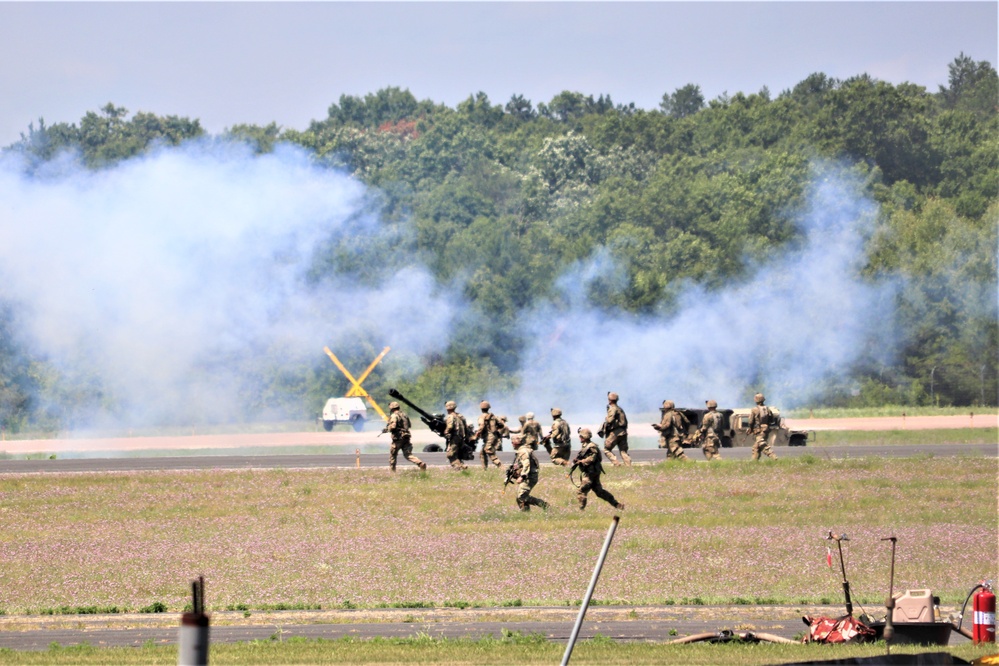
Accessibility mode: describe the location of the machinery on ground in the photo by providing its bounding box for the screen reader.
[679,406,810,447]
[321,397,367,432]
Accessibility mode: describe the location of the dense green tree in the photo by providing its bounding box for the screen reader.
[660,83,705,118]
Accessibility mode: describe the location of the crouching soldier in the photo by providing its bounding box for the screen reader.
[570,428,624,511]
[506,436,549,511]
[384,401,426,472]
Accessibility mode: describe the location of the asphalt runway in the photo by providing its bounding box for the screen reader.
[0,605,975,651]
[0,442,994,474]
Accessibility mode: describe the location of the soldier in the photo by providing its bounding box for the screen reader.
[496,415,511,452]
[512,412,544,451]
[544,408,571,466]
[748,393,779,461]
[474,400,503,469]
[570,428,624,511]
[653,400,690,461]
[697,400,723,460]
[443,400,469,470]
[383,401,427,472]
[599,392,631,466]
[506,435,549,511]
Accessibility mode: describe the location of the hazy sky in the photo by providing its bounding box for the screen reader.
[1,2,996,146]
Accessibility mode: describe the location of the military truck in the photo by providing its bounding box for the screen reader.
[678,406,810,448]
[320,397,367,432]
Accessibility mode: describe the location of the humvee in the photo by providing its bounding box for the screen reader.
[320,397,367,432]
[677,407,810,448]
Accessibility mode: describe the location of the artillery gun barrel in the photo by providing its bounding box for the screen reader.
[387,388,446,437]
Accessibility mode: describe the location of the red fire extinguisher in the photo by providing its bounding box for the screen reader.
[973,582,996,644]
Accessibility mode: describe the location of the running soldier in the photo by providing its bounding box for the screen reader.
[599,392,631,466]
[570,428,624,511]
[517,412,543,451]
[544,408,571,466]
[506,435,549,511]
[653,400,690,461]
[697,400,723,460]
[443,400,469,470]
[474,401,503,469]
[748,393,778,461]
[383,401,427,472]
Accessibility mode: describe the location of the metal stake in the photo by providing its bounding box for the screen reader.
[561,515,620,666]
[881,536,897,652]
[827,531,853,616]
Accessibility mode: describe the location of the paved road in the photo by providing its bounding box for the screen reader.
[0,442,994,474]
[0,606,973,651]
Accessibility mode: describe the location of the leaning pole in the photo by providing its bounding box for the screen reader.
[561,514,621,666]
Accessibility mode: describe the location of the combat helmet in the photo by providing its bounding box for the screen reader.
[389,401,400,410]
[445,400,457,410]
[607,392,619,402]
[578,427,592,439]
[754,393,765,404]
[705,399,718,409]
[526,412,535,420]
[480,401,491,411]
[550,407,562,417]
[662,400,675,410]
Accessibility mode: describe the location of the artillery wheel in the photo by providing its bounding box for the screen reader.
[350,414,365,432]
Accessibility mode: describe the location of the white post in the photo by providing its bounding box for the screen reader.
[561,515,620,666]
[179,576,209,666]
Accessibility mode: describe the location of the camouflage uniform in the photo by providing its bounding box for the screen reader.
[476,402,503,469]
[698,403,723,460]
[546,409,571,466]
[748,394,778,461]
[654,401,690,461]
[385,405,426,472]
[572,430,623,511]
[600,394,631,466]
[510,440,548,511]
[443,402,469,470]
[522,414,544,452]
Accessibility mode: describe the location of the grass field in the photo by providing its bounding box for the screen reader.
[0,456,995,614]
[0,634,994,665]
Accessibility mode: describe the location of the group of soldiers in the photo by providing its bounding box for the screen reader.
[381,390,780,512]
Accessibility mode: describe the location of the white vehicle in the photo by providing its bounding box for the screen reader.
[321,397,367,432]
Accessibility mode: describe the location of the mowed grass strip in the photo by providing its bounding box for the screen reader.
[0,636,993,666]
[0,456,994,613]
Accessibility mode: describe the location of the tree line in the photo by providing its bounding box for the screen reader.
[1,54,996,430]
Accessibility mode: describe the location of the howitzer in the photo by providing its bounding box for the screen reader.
[387,389,446,437]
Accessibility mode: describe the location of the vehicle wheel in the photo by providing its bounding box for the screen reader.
[790,435,807,447]
[423,444,443,453]
[322,420,334,432]
[350,415,365,432]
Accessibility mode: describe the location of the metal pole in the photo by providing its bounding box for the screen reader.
[179,576,209,666]
[881,536,897,653]
[561,515,620,666]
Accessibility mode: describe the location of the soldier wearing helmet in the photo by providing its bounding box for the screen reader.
[506,430,549,512]
[697,400,723,460]
[443,400,469,470]
[599,391,631,466]
[474,400,503,469]
[653,399,690,461]
[544,407,571,466]
[384,400,426,472]
[748,392,778,461]
[571,427,624,511]
[511,412,543,452]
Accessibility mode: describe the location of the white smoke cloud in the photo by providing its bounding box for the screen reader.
[0,142,459,427]
[512,162,898,419]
